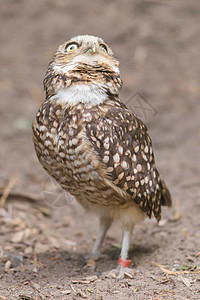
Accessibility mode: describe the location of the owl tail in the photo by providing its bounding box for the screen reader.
[160,179,172,207]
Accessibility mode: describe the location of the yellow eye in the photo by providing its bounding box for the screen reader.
[100,44,108,53]
[65,43,78,52]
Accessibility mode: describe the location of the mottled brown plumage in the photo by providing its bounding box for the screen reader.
[32,35,171,279]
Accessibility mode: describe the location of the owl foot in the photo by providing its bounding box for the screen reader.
[102,258,134,281]
[103,265,134,281]
[91,251,101,261]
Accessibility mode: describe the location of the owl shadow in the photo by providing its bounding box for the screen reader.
[29,242,157,278]
[102,242,156,263]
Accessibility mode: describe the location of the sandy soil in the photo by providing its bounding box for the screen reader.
[0,0,200,299]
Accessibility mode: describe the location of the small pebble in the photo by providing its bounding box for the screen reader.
[4,260,12,270]
[24,246,33,255]
[31,282,41,290]
[60,290,71,295]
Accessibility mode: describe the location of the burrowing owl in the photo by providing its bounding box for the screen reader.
[32,35,171,279]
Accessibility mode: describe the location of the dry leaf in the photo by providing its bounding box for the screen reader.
[38,206,52,216]
[60,290,71,295]
[177,275,191,288]
[86,260,96,267]
[30,281,41,290]
[84,275,98,282]
[19,295,34,300]
[112,290,120,294]
[195,251,200,257]
[105,271,117,279]
[4,260,12,270]
[182,229,191,239]
[77,289,88,298]
[124,271,134,279]
[71,275,97,284]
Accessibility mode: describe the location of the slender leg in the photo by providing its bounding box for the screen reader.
[102,226,134,280]
[116,228,132,280]
[91,216,113,260]
[120,229,131,260]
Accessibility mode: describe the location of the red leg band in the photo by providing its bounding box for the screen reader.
[118,257,132,268]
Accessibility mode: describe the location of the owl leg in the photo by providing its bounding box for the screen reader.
[91,216,113,260]
[101,227,134,280]
[116,228,133,280]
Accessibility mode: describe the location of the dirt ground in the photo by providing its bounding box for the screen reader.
[0,0,200,299]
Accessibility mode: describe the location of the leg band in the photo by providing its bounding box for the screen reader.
[118,257,132,268]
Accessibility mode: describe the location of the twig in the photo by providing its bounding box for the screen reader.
[152,261,200,275]
[0,191,45,205]
[195,251,200,257]
[26,258,45,267]
[0,174,18,208]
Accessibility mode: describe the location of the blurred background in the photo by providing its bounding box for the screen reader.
[0,0,200,298]
[1,0,199,193]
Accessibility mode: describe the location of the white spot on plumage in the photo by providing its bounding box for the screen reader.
[58,140,64,146]
[134,146,139,153]
[124,182,128,189]
[69,128,74,136]
[144,145,149,153]
[51,127,56,133]
[118,172,124,180]
[40,125,47,132]
[121,161,128,169]
[53,121,58,128]
[132,154,137,162]
[135,181,139,188]
[75,144,84,154]
[59,152,65,158]
[137,164,142,172]
[74,160,81,167]
[113,153,120,163]
[118,145,123,155]
[107,167,113,172]
[103,156,109,163]
[142,153,148,161]
[103,141,109,150]
[44,140,51,147]
[72,138,78,145]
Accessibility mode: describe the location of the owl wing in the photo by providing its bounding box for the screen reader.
[86,105,171,220]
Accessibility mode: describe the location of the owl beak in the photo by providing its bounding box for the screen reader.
[85,45,97,55]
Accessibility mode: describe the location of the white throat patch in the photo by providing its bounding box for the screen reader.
[50,84,108,105]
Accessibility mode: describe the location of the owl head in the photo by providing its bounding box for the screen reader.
[44,35,122,103]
